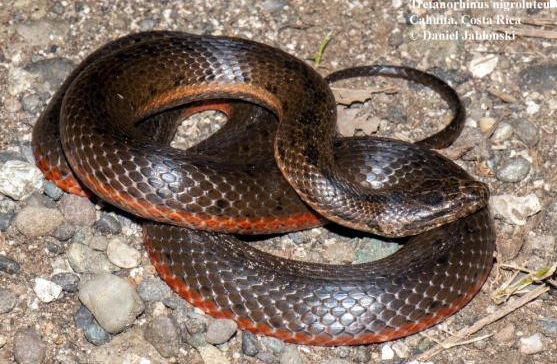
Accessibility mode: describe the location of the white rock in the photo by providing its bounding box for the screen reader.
[0,160,44,200]
[381,344,395,360]
[519,333,543,354]
[392,341,410,358]
[33,277,62,303]
[490,194,541,225]
[469,54,499,78]
[7,68,34,96]
[78,274,144,334]
[106,237,142,269]
[197,345,230,364]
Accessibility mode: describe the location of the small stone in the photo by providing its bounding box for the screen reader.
[20,94,41,114]
[52,222,76,241]
[538,318,557,338]
[491,194,541,225]
[197,344,230,364]
[14,206,64,237]
[392,341,410,358]
[388,29,404,47]
[381,344,395,360]
[83,322,111,346]
[519,64,557,92]
[139,18,156,31]
[0,287,17,313]
[34,277,63,302]
[512,119,539,146]
[58,194,97,226]
[494,324,515,343]
[279,346,303,364]
[519,333,543,354]
[7,68,34,97]
[138,277,172,302]
[187,332,208,348]
[261,336,285,354]
[479,117,496,133]
[469,54,499,78]
[74,304,95,329]
[491,122,513,143]
[94,213,122,234]
[13,327,47,364]
[78,273,145,334]
[184,311,209,335]
[0,255,21,274]
[496,157,531,183]
[261,0,287,12]
[144,316,181,358]
[0,211,14,232]
[106,237,141,268]
[25,57,75,89]
[0,160,44,200]
[15,20,70,47]
[242,331,260,356]
[205,318,238,344]
[67,242,118,273]
[43,181,64,200]
[256,352,275,363]
[51,272,80,293]
[89,235,109,251]
[323,239,355,263]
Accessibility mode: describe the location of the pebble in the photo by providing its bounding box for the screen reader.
[43,181,64,200]
[491,122,513,143]
[14,205,64,237]
[138,277,172,302]
[323,240,355,262]
[538,318,557,338]
[20,93,41,114]
[13,327,47,364]
[279,346,303,364]
[94,213,122,234]
[0,211,14,231]
[52,222,76,241]
[143,316,181,358]
[512,119,539,146]
[67,242,118,273]
[0,255,21,274]
[490,194,542,225]
[78,273,145,334]
[392,341,411,358]
[25,57,75,89]
[494,324,515,343]
[261,336,285,354]
[89,235,109,251]
[7,68,34,97]
[242,331,260,356]
[256,352,275,363]
[15,20,69,47]
[197,344,230,364]
[58,194,97,226]
[205,318,238,344]
[74,304,96,329]
[34,277,63,303]
[0,160,44,200]
[106,237,141,268]
[381,344,395,360]
[479,117,496,133]
[0,287,17,313]
[51,272,80,293]
[84,322,111,346]
[469,54,498,78]
[519,333,543,354]
[519,64,557,92]
[261,0,288,12]
[184,311,209,335]
[496,157,531,182]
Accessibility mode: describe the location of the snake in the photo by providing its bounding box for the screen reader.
[32,31,495,346]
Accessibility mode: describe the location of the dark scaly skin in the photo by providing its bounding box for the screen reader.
[32,31,495,345]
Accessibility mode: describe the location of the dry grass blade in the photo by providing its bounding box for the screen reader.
[331,86,397,105]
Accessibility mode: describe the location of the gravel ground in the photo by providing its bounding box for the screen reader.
[1,1,557,363]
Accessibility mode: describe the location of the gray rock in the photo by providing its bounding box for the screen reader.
[261,336,285,354]
[78,273,145,334]
[25,192,56,209]
[84,322,111,346]
[519,64,557,92]
[242,331,260,356]
[20,93,41,114]
[33,277,63,303]
[67,242,118,273]
[184,312,209,335]
[261,0,288,12]
[512,119,539,146]
[72,227,94,245]
[519,333,543,354]
[139,18,156,31]
[106,237,141,268]
[538,318,557,338]
[14,205,64,237]
[51,272,80,293]
[0,211,14,232]
[491,194,541,225]
[74,304,95,329]
[94,213,122,234]
[187,332,207,348]
[197,344,230,364]
[491,122,513,143]
[15,20,70,47]
[25,57,74,91]
[138,277,172,302]
[0,255,21,275]
[494,323,515,343]
[205,318,238,345]
[256,352,275,363]
[43,181,64,200]
[0,160,44,200]
[13,327,47,364]
[0,287,17,313]
[52,222,76,241]
[280,346,303,364]
[496,157,531,182]
[58,194,97,226]
[89,235,109,251]
[144,316,181,358]
[18,141,35,165]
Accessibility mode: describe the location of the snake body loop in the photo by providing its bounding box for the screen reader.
[32,31,495,345]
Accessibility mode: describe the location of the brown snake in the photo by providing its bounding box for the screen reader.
[32,31,495,345]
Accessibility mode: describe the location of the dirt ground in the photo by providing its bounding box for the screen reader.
[1,1,556,363]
